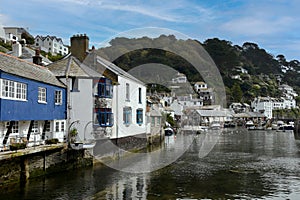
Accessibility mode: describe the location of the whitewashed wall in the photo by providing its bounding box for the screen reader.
[111,76,146,139]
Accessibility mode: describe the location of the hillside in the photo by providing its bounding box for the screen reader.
[95,35,300,105]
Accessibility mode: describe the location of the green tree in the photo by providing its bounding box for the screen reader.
[231,83,243,102]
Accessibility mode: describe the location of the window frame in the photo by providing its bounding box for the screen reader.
[55,90,62,105]
[136,109,143,125]
[125,83,130,101]
[38,87,47,103]
[97,108,114,127]
[0,79,27,101]
[138,87,142,104]
[32,121,39,133]
[123,107,132,125]
[6,121,19,134]
[98,78,113,98]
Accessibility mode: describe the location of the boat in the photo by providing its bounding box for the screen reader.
[272,120,285,130]
[164,127,175,136]
[277,122,294,132]
[245,120,255,130]
[210,121,221,130]
[71,139,96,150]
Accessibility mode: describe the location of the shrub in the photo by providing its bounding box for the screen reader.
[10,143,26,151]
[45,138,59,144]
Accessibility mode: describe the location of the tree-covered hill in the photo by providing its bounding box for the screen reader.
[96,35,300,105]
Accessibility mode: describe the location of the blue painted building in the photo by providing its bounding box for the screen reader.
[0,52,66,150]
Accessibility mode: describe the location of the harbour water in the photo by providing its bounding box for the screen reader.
[1,128,300,199]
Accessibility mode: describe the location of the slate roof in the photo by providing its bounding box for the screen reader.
[7,46,52,65]
[47,54,102,78]
[84,51,145,85]
[0,52,65,87]
[35,35,64,43]
[196,109,231,117]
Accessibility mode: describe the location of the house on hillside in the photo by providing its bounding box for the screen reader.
[0,52,66,150]
[172,72,187,84]
[146,99,163,142]
[194,81,214,105]
[35,35,69,55]
[4,27,33,43]
[8,42,52,65]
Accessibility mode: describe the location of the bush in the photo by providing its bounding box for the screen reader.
[10,143,26,151]
[45,138,59,144]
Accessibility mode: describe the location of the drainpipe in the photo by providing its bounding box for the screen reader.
[66,74,71,146]
[115,85,118,146]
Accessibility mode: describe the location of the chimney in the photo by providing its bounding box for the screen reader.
[70,34,89,62]
[33,49,43,66]
[12,42,22,57]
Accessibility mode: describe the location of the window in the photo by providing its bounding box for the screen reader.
[97,108,113,127]
[36,43,39,46]
[157,117,161,125]
[138,87,142,104]
[61,121,65,132]
[126,83,130,101]
[1,79,27,100]
[151,117,155,126]
[6,121,19,134]
[55,122,60,132]
[55,121,65,132]
[32,121,39,133]
[98,78,113,98]
[123,107,132,125]
[38,87,47,103]
[136,109,143,125]
[55,90,62,105]
[44,121,51,132]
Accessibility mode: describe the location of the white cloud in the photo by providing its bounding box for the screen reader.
[221,16,294,36]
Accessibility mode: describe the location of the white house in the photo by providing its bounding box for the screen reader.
[35,35,69,55]
[8,42,52,66]
[177,95,203,107]
[47,55,98,142]
[0,26,6,42]
[194,81,207,92]
[279,84,298,99]
[172,72,187,83]
[251,96,296,119]
[86,55,147,140]
[251,97,274,119]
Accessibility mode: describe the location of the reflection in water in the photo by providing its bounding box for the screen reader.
[1,129,300,199]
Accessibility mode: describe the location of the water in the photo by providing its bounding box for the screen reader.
[1,129,300,199]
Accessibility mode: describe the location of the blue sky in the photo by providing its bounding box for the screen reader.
[1,0,300,61]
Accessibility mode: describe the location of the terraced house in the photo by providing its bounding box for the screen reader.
[0,52,66,150]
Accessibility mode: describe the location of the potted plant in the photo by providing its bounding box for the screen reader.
[69,128,78,143]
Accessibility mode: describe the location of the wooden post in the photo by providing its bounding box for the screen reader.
[20,157,29,182]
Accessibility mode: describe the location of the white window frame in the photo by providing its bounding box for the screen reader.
[55,121,60,132]
[0,79,27,101]
[55,90,62,105]
[55,121,65,132]
[38,87,47,103]
[6,121,19,134]
[32,121,39,133]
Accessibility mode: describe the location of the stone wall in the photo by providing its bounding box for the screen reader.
[0,146,93,185]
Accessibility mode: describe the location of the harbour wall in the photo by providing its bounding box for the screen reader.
[0,144,93,185]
